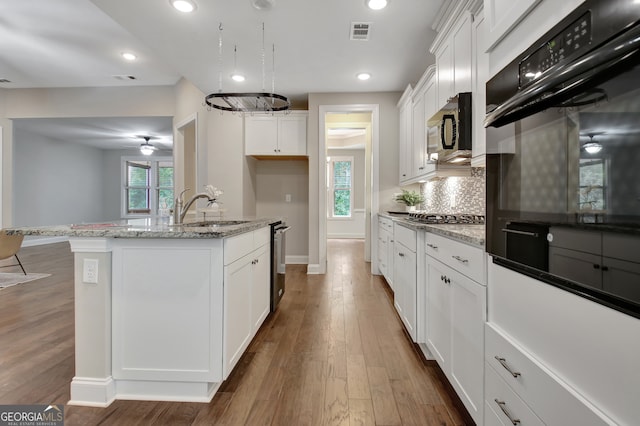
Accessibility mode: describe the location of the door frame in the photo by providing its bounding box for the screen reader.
[318,104,380,275]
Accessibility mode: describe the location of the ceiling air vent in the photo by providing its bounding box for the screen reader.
[0,79,11,83]
[112,75,137,81]
[350,22,371,41]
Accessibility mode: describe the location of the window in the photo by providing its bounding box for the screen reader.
[123,157,174,217]
[327,156,354,218]
[579,158,607,211]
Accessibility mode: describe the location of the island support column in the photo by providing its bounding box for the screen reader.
[68,238,115,407]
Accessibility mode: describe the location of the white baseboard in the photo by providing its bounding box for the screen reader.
[286,255,308,264]
[22,236,69,247]
[327,234,365,239]
[68,376,116,407]
[307,264,322,274]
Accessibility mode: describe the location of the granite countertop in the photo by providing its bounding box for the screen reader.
[379,212,485,247]
[7,217,281,239]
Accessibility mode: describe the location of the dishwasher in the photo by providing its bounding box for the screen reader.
[270,222,290,312]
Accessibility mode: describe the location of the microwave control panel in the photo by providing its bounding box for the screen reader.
[519,11,592,88]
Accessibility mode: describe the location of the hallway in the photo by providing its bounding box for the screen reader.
[0,239,465,425]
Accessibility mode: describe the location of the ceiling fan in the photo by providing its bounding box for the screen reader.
[137,136,158,155]
[581,132,604,154]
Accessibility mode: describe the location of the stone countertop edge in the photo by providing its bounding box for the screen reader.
[378,212,485,248]
[6,217,281,239]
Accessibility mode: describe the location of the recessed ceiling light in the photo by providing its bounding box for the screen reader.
[121,52,137,61]
[171,0,196,13]
[357,72,371,81]
[231,74,246,82]
[366,0,388,10]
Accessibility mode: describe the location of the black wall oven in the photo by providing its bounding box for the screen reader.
[485,0,640,319]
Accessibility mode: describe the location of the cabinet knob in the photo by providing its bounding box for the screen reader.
[601,265,609,271]
[419,166,424,170]
[399,252,405,257]
[440,275,445,281]
[593,264,601,269]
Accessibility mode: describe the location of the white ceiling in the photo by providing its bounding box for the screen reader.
[1,0,445,148]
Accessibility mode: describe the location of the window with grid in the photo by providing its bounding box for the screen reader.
[328,156,354,218]
[123,158,174,216]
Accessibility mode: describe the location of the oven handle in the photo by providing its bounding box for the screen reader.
[485,22,640,128]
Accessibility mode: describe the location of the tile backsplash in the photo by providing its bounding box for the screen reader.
[419,167,485,215]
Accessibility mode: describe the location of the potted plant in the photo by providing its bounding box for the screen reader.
[395,189,425,212]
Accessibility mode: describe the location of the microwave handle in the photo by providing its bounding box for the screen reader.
[485,22,640,128]
[441,114,457,149]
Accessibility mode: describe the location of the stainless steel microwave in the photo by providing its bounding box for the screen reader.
[427,92,472,164]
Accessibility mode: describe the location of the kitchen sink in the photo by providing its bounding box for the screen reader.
[181,220,251,227]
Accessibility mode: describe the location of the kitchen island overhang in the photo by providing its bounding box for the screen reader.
[10,217,279,407]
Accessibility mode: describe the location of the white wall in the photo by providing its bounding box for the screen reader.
[255,160,309,263]
[13,127,106,226]
[327,148,366,239]
[307,92,402,269]
[2,85,175,226]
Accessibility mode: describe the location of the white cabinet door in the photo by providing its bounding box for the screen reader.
[251,244,270,334]
[426,257,451,369]
[450,266,486,425]
[436,42,454,109]
[485,0,542,51]
[385,231,394,289]
[223,253,254,378]
[398,100,412,182]
[412,91,427,178]
[245,116,279,155]
[394,242,417,341]
[452,12,472,95]
[277,115,307,155]
[472,10,489,164]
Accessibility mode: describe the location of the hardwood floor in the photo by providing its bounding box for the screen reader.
[0,239,467,425]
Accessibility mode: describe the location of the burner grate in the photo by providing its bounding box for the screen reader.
[407,212,485,224]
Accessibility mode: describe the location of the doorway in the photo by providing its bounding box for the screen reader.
[319,105,380,274]
[174,114,198,200]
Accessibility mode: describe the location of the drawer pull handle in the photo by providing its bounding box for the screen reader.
[399,253,405,257]
[427,243,438,249]
[495,356,521,378]
[452,255,468,263]
[494,399,520,425]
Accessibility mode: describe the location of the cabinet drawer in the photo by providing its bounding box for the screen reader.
[394,223,416,252]
[254,226,270,248]
[225,228,270,265]
[485,361,544,426]
[379,216,394,229]
[486,324,611,426]
[425,232,485,284]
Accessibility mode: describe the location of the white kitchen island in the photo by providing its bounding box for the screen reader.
[10,217,277,407]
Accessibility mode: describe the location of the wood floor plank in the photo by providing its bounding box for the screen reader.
[0,240,467,425]
[348,398,376,426]
[366,366,402,426]
[324,377,350,426]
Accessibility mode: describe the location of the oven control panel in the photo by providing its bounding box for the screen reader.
[519,11,592,88]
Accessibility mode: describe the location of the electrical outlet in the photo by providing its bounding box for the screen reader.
[83,258,99,284]
[285,194,292,203]
[451,193,457,209]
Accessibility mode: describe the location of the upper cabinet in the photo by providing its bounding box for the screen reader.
[245,112,307,157]
[484,0,542,51]
[433,11,473,110]
[398,85,413,184]
[471,9,489,165]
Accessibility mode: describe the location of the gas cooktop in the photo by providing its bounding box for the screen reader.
[406,212,485,225]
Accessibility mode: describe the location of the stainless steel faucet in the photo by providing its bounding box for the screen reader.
[173,189,215,224]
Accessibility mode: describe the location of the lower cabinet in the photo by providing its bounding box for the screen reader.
[394,224,417,341]
[426,256,486,424]
[223,229,270,379]
[425,233,486,425]
[377,217,395,289]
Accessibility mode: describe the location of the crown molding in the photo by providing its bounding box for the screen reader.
[430,0,484,54]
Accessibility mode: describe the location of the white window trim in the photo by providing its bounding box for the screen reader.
[327,155,354,220]
[121,156,173,219]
